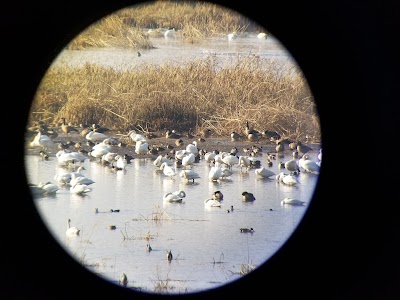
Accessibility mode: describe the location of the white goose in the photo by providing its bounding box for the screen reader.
[254,167,276,178]
[208,166,222,181]
[185,141,199,155]
[153,155,173,167]
[163,190,186,202]
[204,198,222,208]
[115,155,128,170]
[66,219,80,236]
[181,152,196,169]
[281,197,305,206]
[135,140,149,156]
[160,162,176,177]
[179,169,200,183]
[30,130,54,151]
[37,182,59,194]
[276,172,299,185]
[85,130,108,142]
[70,173,95,187]
[70,182,92,195]
[128,130,146,143]
[257,32,268,39]
[222,154,239,169]
[298,154,320,174]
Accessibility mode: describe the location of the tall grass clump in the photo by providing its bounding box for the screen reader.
[30,55,319,140]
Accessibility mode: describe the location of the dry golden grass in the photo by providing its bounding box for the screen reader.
[30,56,319,141]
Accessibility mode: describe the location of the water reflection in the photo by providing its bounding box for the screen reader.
[26,149,319,293]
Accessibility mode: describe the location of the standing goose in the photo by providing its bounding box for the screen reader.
[285,159,300,174]
[160,162,176,177]
[61,118,78,134]
[179,169,201,183]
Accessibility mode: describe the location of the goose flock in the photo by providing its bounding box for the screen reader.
[26,120,321,270]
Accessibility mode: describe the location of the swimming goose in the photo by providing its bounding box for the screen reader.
[167,250,173,262]
[57,150,87,166]
[163,191,185,203]
[254,167,276,178]
[29,183,46,196]
[242,191,256,202]
[179,169,200,182]
[204,198,222,207]
[240,227,254,233]
[212,191,224,201]
[281,197,305,206]
[66,219,80,236]
[160,162,176,177]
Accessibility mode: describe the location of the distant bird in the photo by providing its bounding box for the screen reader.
[119,273,128,287]
[167,250,173,262]
[240,227,254,233]
[108,225,117,230]
[242,191,256,202]
[228,31,237,41]
[164,27,176,38]
[137,51,141,57]
[231,131,241,142]
[199,128,212,138]
[146,244,152,252]
[257,32,268,39]
[66,219,80,236]
[212,191,224,201]
[60,117,78,134]
[110,209,120,213]
[281,197,305,206]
